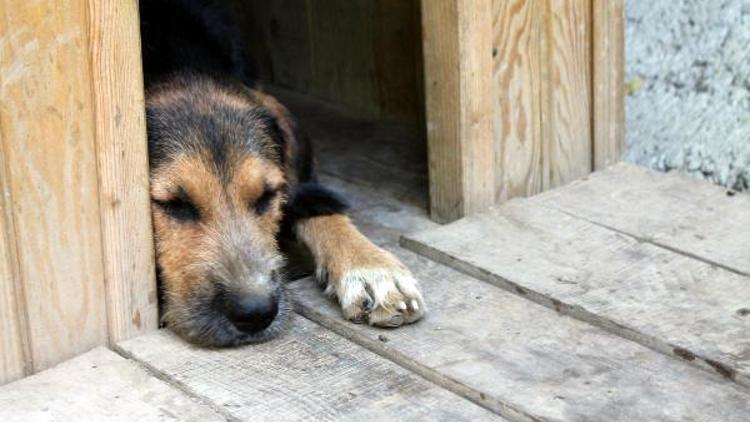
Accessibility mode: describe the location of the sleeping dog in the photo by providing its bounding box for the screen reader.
[139,0,425,346]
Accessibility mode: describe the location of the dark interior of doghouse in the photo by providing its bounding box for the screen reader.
[229,1,428,210]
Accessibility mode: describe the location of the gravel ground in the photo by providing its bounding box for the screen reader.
[626,0,750,191]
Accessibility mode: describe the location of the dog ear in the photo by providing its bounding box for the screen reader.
[248,90,316,185]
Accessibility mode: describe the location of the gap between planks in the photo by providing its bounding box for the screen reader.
[401,180,750,390]
[293,306,534,422]
[289,175,750,421]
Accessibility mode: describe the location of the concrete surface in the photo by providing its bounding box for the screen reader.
[626,0,750,191]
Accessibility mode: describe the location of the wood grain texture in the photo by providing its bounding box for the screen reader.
[403,199,750,388]
[0,347,225,421]
[493,0,547,201]
[592,0,625,169]
[533,163,750,276]
[295,246,750,422]
[422,0,495,222]
[547,0,592,187]
[87,0,158,343]
[0,0,108,371]
[117,321,500,421]
[0,137,28,385]
[282,167,750,420]
[493,0,596,200]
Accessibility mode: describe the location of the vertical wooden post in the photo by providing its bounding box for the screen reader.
[0,141,30,384]
[493,0,547,201]
[421,0,495,223]
[423,0,624,221]
[0,0,156,383]
[592,0,625,169]
[547,0,592,187]
[0,0,109,372]
[88,0,158,343]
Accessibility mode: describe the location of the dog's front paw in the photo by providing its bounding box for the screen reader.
[321,250,425,327]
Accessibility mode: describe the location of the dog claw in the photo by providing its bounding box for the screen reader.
[362,297,373,311]
[334,264,425,328]
[383,314,404,327]
[410,299,419,311]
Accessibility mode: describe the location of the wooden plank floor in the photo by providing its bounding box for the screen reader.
[2,93,749,421]
[0,347,224,422]
[402,164,750,389]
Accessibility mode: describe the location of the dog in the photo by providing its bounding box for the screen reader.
[139,0,425,347]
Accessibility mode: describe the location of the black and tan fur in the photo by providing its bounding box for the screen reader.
[140,0,424,347]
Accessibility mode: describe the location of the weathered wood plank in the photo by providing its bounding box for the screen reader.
[533,163,750,276]
[493,0,547,201]
[402,199,750,387]
[0,143,28,384]
[0,0,108,371]
[0,347,225,421]
[494,0,596,199]
[294,246,750,422]
[88,0,158,343]
[287,171,750,420]
[422,0,495,222]
[592,0,625,169]
[547,0,592,187]
[117,320,500,421]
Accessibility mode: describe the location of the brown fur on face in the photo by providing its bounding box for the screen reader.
[146,76,294,346]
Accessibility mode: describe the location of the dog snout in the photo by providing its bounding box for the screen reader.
[223,293,279,334]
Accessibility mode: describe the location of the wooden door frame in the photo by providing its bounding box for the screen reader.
[421,0,625,223]
[0,0,156,384]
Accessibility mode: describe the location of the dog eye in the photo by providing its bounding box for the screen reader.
[253,188,277,215]
[157,198,200,222]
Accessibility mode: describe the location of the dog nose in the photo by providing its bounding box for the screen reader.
[225,294,278,334]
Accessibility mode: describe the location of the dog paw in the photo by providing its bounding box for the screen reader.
[321,253,425,327]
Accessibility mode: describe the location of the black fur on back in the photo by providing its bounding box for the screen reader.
[140,0,254,86]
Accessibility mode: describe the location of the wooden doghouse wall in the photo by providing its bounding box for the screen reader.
[230,0,424,127]
[0,0,156,384]
[0,0,625,385]
[423,0,625,222]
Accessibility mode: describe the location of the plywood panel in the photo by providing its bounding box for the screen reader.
[87,0,158,342]
[0,0,108,370]
[592,0,625,169]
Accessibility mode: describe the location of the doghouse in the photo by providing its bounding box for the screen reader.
[0,0,623,384]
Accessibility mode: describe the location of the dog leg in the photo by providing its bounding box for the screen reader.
[296,214,425,327]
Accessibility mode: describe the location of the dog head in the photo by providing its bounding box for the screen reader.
[145,75,294,346]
